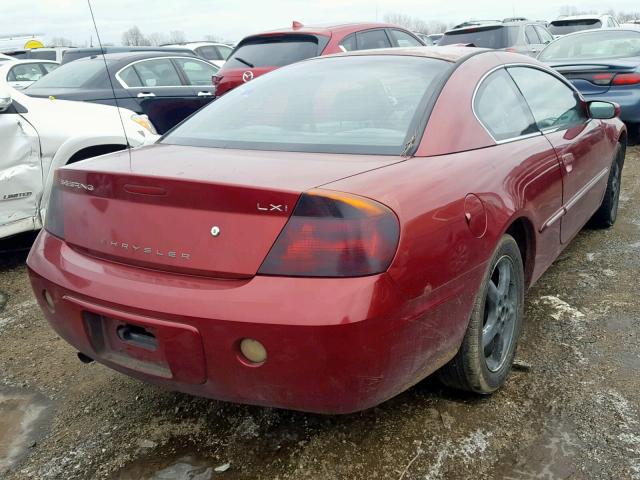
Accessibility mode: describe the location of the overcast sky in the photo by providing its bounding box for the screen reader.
[3,0,640,46]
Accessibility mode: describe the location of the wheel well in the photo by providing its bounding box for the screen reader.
[66,144,127,164]
[618,130,628,167]
[506,218,535,289]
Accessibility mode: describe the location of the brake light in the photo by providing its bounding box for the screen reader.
[44,171,65,240]
[258,190,399,277]
[612,73,640,85]
[591,73,614,85]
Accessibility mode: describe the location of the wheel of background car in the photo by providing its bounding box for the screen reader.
[439,234,524,393]
[590,142,624,228]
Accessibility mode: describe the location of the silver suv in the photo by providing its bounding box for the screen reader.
[439,18,554,57]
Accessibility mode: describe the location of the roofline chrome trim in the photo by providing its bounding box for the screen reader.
[114,56,217,89]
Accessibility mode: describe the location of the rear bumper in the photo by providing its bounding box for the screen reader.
[583,86,640,123]
[27,231,476,414]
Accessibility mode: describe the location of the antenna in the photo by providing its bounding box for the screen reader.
[86,0,132,164]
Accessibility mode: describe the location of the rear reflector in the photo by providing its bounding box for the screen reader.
[612,73,640,85]
[591,73,614,85]
[258,190,399,277]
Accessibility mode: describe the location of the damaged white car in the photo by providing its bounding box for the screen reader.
[0,85,158,239]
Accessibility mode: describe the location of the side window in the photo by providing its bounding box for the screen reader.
[508,67,587,130]
[132,59,182,87]
[356,29,392,50]
[217,45,233,60]
[118,65,143,87]
[196,46,222,61]
[535,26,553,44]
[525,25,541,44]
[339,34,356,52]
[174,58,218,86]
[474,68,538,141]
[389,29,423,47]
[7,64,45,82]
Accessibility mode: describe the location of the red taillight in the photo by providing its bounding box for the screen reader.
[258,190,400,277]
[591,73,614,86]
[612,73,640,85]
[44,171,65,240]
[212,74,223,86]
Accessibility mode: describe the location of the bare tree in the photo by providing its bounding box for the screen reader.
[618,11,640,22]
[147,32,168,46]
[383,12,430,33]
[49,36,74,47]
[121,25,150,46]
[558,5,597,16]
[204,34,222,42]
[167,30,186,44]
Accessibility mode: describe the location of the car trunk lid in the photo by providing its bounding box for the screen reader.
[53,144,399,278]
[549,62,639,94]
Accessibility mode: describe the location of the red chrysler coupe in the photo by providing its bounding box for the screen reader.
[27,47,626,414]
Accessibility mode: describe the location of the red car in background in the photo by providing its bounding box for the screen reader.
[212,21,426,96]
[28,47,626,414]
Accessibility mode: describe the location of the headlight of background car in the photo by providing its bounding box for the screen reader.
[130,114,158,135]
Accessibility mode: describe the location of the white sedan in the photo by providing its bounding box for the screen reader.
[0,85,159,239]
[0,59,59,90]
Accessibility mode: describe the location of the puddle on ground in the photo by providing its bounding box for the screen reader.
[0,387,53,474]
[113,454,229,480]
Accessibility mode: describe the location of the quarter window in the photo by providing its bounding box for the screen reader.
[118,65,142,87]
[474,68,538,141]
[356,29,392,50]
[508,67,587,130]
[340,34,356,52]
[174,58,218,85]
[389,29,423,47]
[7,63,46,82]
[196,46,223,61]
[535,26,553,44]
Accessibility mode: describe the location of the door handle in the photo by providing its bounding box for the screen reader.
[197,91,213,97]
[136,92,156,98]
[562,153,575,173]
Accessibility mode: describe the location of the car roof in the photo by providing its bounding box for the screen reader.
[319,45,490,63]
[552,14,609,21]
[75,51,199,63]
[246,21,408,38]
[163,41,231,48]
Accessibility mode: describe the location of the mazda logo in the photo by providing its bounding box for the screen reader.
[242,71,254,82]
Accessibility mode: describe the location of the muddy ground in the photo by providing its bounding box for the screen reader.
[1,147,639,480]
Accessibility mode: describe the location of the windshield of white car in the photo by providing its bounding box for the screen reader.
[162,55,451,155]
[540,30,640,61]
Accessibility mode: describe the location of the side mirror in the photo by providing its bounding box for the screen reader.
[588,101,619,120]
[0,86,12,113]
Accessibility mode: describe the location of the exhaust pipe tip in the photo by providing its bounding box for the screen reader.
[77,352,94,364]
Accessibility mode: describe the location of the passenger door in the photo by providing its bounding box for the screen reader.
[508,66,610,243]
[0,99,42,232]
[172,57,218,109]
[117,58,200,134]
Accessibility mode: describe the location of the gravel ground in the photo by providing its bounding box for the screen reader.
[1,146,639,480]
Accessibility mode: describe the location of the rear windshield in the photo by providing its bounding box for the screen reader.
[224,34,324,69]
[439,25,519,48]
[163,56,450,155]
[548,19,602,35]
[539,30,640,61]
[28,50,57,61]
[26,58,108,88]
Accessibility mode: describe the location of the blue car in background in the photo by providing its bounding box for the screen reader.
[539,29,640,135]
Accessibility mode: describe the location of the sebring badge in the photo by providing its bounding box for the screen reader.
[242,71,254,83]
[60,179,94,191]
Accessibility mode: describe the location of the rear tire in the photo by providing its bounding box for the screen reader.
[590,143,624,229]
[439,234,524,394]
